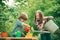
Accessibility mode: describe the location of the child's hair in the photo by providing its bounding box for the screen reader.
[18,12,28,20]
[34,10,44,24]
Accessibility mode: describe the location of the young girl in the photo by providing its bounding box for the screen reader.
[34,10,52,40]
[11,12,30,37]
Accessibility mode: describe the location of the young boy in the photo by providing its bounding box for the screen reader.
[11,12,30,37]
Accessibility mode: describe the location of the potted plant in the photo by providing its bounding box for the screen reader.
[1,28,8,37]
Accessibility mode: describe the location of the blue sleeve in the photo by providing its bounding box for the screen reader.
[16,19,24,26]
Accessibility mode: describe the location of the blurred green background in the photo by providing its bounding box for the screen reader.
[0,0,60,40]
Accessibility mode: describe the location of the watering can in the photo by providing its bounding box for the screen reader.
[44,20,59,33]
[25,33,33,37]
[15,31,21,37]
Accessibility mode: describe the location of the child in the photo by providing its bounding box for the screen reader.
[11,12,30,37]
[34,10,52,40]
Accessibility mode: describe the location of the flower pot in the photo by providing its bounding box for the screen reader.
[1,32,8,37]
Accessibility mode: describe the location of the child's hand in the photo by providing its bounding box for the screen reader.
[39,27,43,30]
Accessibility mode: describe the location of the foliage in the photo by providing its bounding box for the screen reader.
[0,0,60,40]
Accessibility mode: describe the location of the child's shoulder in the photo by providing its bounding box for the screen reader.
[16,19,22,23]
[17,19,21,21]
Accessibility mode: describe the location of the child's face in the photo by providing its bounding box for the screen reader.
[36,13,40,20]
[20,19,25,22]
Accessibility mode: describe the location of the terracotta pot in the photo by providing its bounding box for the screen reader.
[1,32,8,37]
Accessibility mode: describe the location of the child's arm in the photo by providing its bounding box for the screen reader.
[39,20,45,30]
[44,16,54,22]
[17,20,30,28]
[22,23,30,28]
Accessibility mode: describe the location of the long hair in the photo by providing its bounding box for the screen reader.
[34,10,44,24]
